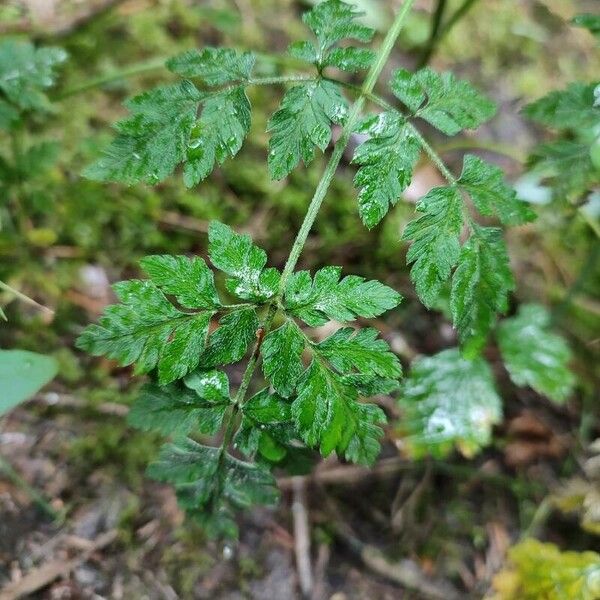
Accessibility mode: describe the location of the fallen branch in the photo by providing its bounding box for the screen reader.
[292,477,313,598]
[330,514,461,600]
[278,456,409,490]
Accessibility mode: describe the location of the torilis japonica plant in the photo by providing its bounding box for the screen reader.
[76,0,577,538]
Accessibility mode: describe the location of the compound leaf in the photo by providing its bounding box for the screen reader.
[497,304,575,403]
[267,79,348,179]
[343,402,387,465]
[315,327,401,379]
[148,438,278,538]
[200,307,259,368]
[139,255,221,310]
[322,47,375,72]
[183,86,251,187]
[261,321,306,398]
[522,82,600,131]
[529,139,596,197]
[398,348,502,458]
[390,67,496,135]
[284,266,401,326]
[451,227,514,357]
[128,376,230,436]
[458,155,535,225]
[84,81,202,185]
[208,221,280,302]
[76,280,213,385]
[403,186,463,308]
[352,112,421,228]
[0,40,66,114]
[303,0,374,50]
[167,48,255,85]
[235,389,296,461]
[292,359,386,464]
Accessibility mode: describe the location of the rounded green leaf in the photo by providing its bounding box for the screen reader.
[0,350,58,416]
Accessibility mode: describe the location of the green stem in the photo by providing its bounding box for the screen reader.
[279,0,417,289]
[53,57,167,100]
[216,0,417,460]
[439,0,481,40]
[249,75,314,86]
[408,125,457,184]
[0,280,55,316]
[418,0,448,67]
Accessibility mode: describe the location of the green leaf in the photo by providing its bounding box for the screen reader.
[147,438,279,538]
[243,388,292,424]
[267,80,348,179]
[492,539,600,600]
[0,99,19,129]
[451,227,514,357]
[528,139,596,196]
[0,350,57,416]
[403,186,463,308]
[292,360,386,464]
[497,304,575,403]
[458,155,536,225]
[183,86,251,187]
[284,266,402,326]
[167,48,255,85]
[288,41,319,63]
[128,377,230,436]
[343,402,387,465]
[140,255,221,309]
[303,0,374,52]
[572,13,600,41]
[235,389,296,461]
[200,307,259,368]
[84,80,250,188]
[208,221,279,302]
[352,112,421,228]
[315,327,402,379]
[261,321,306,397]
[322,47,375,72]
[390,67,496,135]
[76,280,212,385]
[184,368,230,401]
[83,81,201,185]
[0,40,66,113]
[523,83,600,130]
[398,348,502,458]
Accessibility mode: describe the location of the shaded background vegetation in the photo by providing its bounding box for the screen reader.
[0,0,598,598]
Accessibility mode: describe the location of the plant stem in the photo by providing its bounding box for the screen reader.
[418,0,448,67]
[408,124,457,184]
[418,0,481,67]
[279,0,417,289]
[249,75,314,86]
[216,0,417,459]
[53,57,167,100]
[0,280,55,317]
